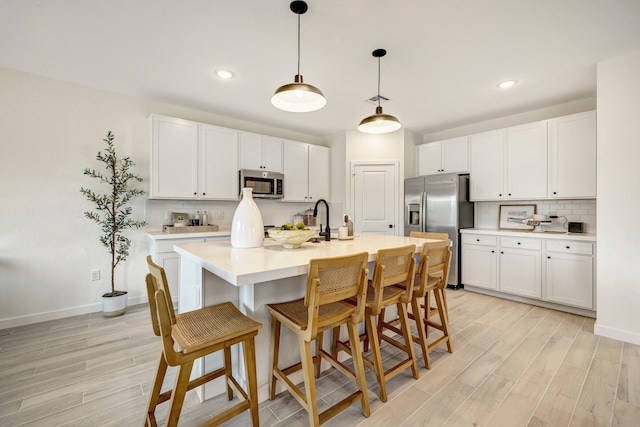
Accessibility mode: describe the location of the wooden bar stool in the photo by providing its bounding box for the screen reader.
[145,256,262,427]
[383,240,453,369]
[332,244,419,402]
[267,252,370,426]
[409,231,451,333]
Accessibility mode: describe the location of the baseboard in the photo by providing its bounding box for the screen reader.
[0,294,149,330]
[594,322,640,345]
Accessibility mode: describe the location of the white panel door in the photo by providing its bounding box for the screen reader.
[353,163,397,235]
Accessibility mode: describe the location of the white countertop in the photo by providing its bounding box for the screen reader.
[146,228,231,240]
[461,228,596,241]
[174,234,440,287]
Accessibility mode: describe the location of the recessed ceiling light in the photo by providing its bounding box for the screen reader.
[216,70,234,79]
[497,80,517,89]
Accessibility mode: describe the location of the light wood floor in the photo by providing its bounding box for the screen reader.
[1,289,639,426]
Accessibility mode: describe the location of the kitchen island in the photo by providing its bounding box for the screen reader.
[174,234,442,402]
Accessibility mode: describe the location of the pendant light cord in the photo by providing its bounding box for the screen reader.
[377,56,381,107]
[297,13,301,76]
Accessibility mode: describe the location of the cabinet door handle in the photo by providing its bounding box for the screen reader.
[491,250,495,253]
[508,193,512,196]
[553,191,557,195]
[548,256,551,259]
[566,246,570,249]
[499,193,502,197]
[476,238,480,242]
[517,242,521,245]
[193,192,197,195]
[501,251,504,254]
[202,193,206,196]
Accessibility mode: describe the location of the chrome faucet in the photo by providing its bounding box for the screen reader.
[313,199,330,241]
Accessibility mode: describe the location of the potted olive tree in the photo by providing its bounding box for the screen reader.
[81,131,147,316]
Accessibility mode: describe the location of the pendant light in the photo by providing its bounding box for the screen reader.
[271,1,326,113]
[358,49,401,134]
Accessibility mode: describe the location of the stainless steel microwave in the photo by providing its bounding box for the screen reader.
[239,169,284,199]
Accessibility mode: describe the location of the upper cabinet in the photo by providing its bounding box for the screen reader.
[283,140,330,202]
[151,115,198,199]
[506,121,548,199]
[239,132,283,173]
[469,130,506,200]
[470,121,547,200]
[417,137,469,176]
[548,111,596,199]
[150,115,238,200]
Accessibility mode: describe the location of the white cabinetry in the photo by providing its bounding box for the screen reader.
[150,115,238,200]
[461,231,596,315]
[461,234,498,290]
[498,237,542,298]
[469,130,505,200]
[151,115,198,199]
[198,124,239,200]
[417,137,468,176]
[548,111,597,199]
[148,235,229,309]
[506,121,547,199]
[470,121,547,201]
[283,141,330,202]
[239,132,283,172]
[545,240,594,309]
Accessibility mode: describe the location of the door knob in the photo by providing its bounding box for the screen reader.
[388,224,393,229]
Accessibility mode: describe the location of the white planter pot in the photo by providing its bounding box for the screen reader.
[102,291,128,317]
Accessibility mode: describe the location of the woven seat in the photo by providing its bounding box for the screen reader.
[332,244,419,402]
[386,240,453,369]
[145,256,262,427]
[267,252,370,426]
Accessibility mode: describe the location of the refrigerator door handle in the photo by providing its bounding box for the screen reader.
[420,191,427,232]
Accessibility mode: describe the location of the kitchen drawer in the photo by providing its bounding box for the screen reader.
[546,240,593,255]
[500,237,542,250]
[156,237,204,253]
[462,234,497,246]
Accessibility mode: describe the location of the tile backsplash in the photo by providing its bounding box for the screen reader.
[145,199,345,232]
[475,199,596,233]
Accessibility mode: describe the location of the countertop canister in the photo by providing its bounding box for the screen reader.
[231,188,264,248]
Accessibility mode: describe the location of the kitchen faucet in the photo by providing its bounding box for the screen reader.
[313,199,330,241]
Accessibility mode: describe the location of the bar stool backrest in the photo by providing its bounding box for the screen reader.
[146,255,177,336]
[409,231,450,240]
[370,245,416,313]
[416,240,451,296]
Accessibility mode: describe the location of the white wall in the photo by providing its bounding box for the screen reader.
[594,50,640,345]
[0,68,320,328]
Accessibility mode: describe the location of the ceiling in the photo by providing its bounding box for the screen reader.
[2,0,640,137]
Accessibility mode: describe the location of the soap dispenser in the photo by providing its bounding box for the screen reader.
[202,210,208,227]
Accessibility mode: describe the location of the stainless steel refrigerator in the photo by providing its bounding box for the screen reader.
[404,174,474,288]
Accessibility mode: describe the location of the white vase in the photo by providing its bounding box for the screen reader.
[231,188,264,248]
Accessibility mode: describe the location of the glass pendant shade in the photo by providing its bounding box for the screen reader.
[271,74,326,112]
[358,106,402,134]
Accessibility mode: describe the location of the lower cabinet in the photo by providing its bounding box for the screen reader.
[545,240,594,309]
[461,235,498,290]
[461,232,595,312]
[499,237,542,299]
[147,235,228,304]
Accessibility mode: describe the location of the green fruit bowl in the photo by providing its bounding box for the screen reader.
[267,228,316,249]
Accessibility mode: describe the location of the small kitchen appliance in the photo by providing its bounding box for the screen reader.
[568,222,585,233]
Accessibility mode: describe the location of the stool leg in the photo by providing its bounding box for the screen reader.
[331,325,340,359]
[165,359,194,427]
[365,309,387,402]
[347,319,370,417]
[299,337,320,426]
[411,296,430,369]
[224,346,233,400]
[314,329,323,378]
[145,353,167,427]
[434,288,453,353]
[243,337,260,427]
[269,317,281,400]
[398,302,419,379]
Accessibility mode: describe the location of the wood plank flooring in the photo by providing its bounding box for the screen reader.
[1,290,639,426]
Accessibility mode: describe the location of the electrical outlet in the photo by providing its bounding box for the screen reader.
[91,270,100,281]
[217,211,224,220]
